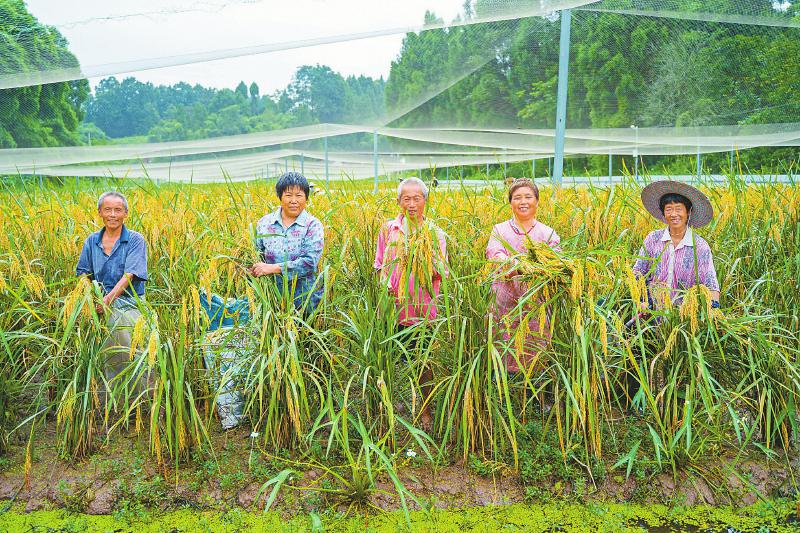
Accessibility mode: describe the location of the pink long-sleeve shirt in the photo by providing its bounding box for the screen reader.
[486,218,560,372]
[374,215,448,326]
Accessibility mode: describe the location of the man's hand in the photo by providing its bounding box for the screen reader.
[96,293,114,314]
[249,262,281,277]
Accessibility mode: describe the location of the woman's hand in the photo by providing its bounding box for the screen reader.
[249,262,281,277]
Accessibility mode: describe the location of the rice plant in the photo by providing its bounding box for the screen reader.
[0,173,798,499]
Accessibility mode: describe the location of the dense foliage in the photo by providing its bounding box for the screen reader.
[83,67,385,141]
[0,0,88,147]
[385,1,800,129]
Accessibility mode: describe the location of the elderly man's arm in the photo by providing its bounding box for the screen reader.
[101,273,135,308]
[373,223,389,281]
[76,238,94,278]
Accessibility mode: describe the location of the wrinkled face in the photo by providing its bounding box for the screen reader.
[281,186,307,218]
[398,183,426,222]
[98,196,128,231]
[510,186,538,221]
[662,201,689,231]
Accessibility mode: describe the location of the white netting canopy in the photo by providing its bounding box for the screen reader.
[1,0,799,182]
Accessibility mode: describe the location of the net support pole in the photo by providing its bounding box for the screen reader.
[300,152,305,175]
[552,8,572,187]
[608,153,613,182]
[285,158,288,173]
[324,137,329,188]
[486,162,489,177]
[729,148,734,177]
[373,129,378,194]
[697,146,702,178]
[446,166,449,181]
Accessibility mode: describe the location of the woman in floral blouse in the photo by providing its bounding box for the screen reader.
[633,180,720,309]
[249,172,324,313]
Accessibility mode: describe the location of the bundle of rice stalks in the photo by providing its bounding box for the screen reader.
[394,221,441,299]
[516,241,575,300]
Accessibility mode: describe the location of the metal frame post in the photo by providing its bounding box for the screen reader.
[373,129,378,194]
[632,125,639,181]
[609,153,613,182]
[729,148,734,177]
[532,159,536,178]
[324,137,329,188]
[697,145,702,178]
[552,8,572,186]
[486,162,490,177]
[285,158,288,173]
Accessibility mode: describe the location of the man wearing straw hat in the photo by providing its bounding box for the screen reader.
[633,180,720,309]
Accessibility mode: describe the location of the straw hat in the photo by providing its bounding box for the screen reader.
[641,180,714,228]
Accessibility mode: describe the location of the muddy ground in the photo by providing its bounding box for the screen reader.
[0,421,797,517]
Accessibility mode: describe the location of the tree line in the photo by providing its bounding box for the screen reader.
[1,0,799,173]
[83,66,385,143]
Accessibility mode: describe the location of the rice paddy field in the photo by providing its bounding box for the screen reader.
[0,175,799,531]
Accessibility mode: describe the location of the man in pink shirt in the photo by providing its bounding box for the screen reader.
[374,177,448,429]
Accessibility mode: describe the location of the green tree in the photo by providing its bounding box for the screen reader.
[280,65,347,123]
[0,0,88,147]
[235,81,248,100]
[86,77,159,138]
[249,81,260,100]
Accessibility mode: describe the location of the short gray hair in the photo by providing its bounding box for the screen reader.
[97,191,129,211]
[397,177,428,200]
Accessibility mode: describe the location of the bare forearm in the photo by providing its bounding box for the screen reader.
[106,273,133,304]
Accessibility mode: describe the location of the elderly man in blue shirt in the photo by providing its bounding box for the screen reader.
[76,191,148,387]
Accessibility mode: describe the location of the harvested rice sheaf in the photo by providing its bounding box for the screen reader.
[517,240,575,295]
[395,221,441,299]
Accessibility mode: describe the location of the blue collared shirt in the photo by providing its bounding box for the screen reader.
[255,208,324,312]
[76,225,148,300]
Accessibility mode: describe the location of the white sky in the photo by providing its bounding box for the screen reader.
[26,0,466,94]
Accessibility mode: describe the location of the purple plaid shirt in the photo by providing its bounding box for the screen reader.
[632,228,719,302]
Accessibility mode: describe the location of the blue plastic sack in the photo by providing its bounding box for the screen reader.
[199,290,250,429]
[199,290,250,331]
